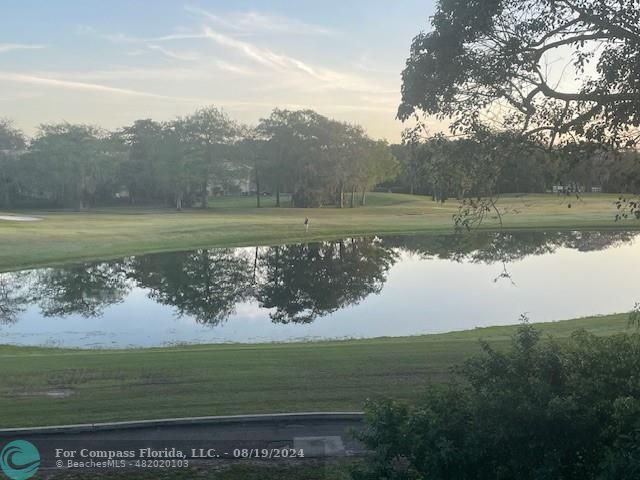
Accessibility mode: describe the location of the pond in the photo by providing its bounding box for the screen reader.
[1,231,639,348]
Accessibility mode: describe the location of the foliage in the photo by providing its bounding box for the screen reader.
[353,323,640,480]
[630,303,640,329]
[0,119,26,208]
[395,127,559,201]
[24,123,124,209]
[257,109,397,207]
[399,0,640,149]
[2,107,396,210]
[616,197,640,222]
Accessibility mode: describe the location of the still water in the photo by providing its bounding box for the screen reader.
[1,231,639,348]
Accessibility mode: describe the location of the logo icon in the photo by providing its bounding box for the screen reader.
[0,441,40,480]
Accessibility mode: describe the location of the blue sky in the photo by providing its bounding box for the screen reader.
[0,1,437,141]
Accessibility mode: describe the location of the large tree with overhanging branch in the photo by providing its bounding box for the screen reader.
[399,0,640,149]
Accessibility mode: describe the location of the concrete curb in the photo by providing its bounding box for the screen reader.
[0,412,365,436]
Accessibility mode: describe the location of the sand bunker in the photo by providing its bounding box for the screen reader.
[0,215,42,222]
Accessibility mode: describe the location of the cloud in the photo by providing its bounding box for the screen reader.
[74,15,388,95]
[200,27,394,95]
[54,12,401,131]
[185,6,336,37]
[201,26,287,69]
[31,62,257,82]
[214,61,258,76]
[76,25,205,44]
[146,44,201,61]
[0,72,204,103]
[0,43,46,53]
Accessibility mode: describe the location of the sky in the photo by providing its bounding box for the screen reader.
[0,0,437,142]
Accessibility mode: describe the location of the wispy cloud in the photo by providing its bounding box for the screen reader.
[75,15,386,94]
[76,25,205,44]
[32,62,257,82]
[33,10,400,133]
[185,6,336,37]
[202,26,287,69]
[0,72,203,103]
[200,26,393,95]
[0,43,46,53]
[146,44,201,61]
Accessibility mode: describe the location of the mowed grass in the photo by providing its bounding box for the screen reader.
[0,313,631,428]
[0,193,637,272]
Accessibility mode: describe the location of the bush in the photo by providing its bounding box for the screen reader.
[352,324,640,480]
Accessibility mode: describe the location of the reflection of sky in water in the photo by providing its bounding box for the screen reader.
[2,235,640,348]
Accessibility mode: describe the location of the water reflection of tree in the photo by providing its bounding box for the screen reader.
[256,238,397,323]
[0,272,33,324]
[31,262,130,317]
[384,231,638,264]
[128,249,254,325]
[555,231,637,252]
[6,230,637,326]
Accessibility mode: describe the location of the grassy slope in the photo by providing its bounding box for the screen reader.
[0,314,631,428]
[1,193,638,272]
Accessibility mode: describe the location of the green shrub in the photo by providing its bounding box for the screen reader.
[352,324,640,480]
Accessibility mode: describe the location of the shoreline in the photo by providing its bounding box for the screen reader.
[2,193,639,273]
[1,312,631,354]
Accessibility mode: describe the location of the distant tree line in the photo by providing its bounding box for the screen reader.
[0,109,398,210]
[389,131,640,201]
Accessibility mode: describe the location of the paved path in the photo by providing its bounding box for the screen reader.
[0,413,366,476]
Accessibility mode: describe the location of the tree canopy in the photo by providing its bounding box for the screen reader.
[399,0,640,149]
[257,109,398,207]
[1,108,397,210]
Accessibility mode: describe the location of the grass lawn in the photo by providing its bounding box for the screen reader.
[0,192,638,272]
[0,313,632,428]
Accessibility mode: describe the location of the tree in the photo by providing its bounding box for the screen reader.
[257,109,328,207]
[399,0,640,149]
[258,109,396,208]
[398,0,640,150]
[0,119,26,208]
[236,128,267,208]
[27,123,117,209]
[390,143,417,194]
[257,109,301,207]
[180,107,241,208]
[322,119,362,208]
[353,323,640,480]
[357,140,398,206]
[117,119,166,205]
[166,119,201,210]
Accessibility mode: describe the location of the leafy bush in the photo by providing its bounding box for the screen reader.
[352,324,640,480]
